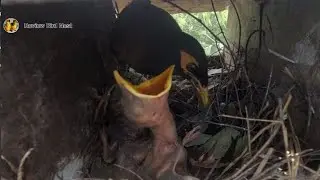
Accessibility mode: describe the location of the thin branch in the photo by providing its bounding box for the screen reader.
[268,48,296,63]
[210,0,232,55]
[217,122,279,179]
[17,148,34,180]
[258,65,273,117]
[220,114,280,123]
[113,163,144,180]
[253,147,274,177]
[225,125,280,180]
[204,159,220,180]
[164,0,234,58]
[245,106,251,156]
[1,155,17,174]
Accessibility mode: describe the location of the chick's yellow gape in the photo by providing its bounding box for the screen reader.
[113,65,175,99]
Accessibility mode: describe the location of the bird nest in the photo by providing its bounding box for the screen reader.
[1,46,320,180]
[1,2,320,180]
[77,50,320,180]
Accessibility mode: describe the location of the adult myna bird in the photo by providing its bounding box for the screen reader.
[110,0,209,107]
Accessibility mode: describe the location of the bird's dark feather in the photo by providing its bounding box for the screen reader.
[110,0,208,86]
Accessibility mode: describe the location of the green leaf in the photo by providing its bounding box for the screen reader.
[202,127,241,159]
[184,133,212,147]
[233,134,248,157]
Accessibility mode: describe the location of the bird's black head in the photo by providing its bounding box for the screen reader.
[178,32,209,107]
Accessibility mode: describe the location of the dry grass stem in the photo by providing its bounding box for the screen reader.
[1,155,18,174]
[17,148,34,180]
[253,148,274,177]
[245,106,252,156]
[225,125,281,180]
[113,163,144,180]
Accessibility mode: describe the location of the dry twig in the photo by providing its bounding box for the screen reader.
[17,148,34,180]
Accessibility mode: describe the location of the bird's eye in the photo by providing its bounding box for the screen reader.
[186,63,197,73]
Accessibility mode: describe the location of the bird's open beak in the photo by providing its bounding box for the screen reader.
[113,65,175,128]
[113,65,175,98]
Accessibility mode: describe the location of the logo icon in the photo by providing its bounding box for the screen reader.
[3,18,19,33]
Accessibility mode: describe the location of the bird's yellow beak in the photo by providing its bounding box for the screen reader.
[180,50,209,108]
[197,85,209,108]
[113,65,175,98]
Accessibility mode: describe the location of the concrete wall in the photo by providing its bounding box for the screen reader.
[226,0,320,153]
[0,1,116,179]
[226,0,320,65]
